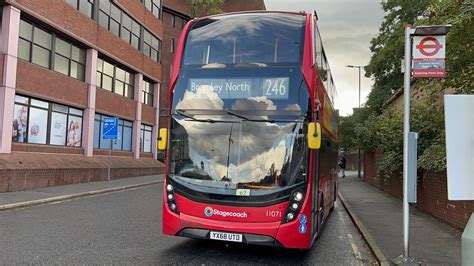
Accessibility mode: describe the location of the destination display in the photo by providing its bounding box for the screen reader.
[188,77,290,99]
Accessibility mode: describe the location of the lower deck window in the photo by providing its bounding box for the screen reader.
[140,124,153,153]
[12,95,83,147]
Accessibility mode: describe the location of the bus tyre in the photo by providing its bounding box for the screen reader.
[316,197,324,240]
[330,186,336,212]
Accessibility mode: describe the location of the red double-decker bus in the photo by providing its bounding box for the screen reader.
[160,11,339,249]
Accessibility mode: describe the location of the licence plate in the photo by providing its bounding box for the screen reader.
[209,231,243,242]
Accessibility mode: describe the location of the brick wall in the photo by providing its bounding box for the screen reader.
[16,60,88,108]
[0,152,164,192]
[95,88,136,121]
[141,104,155,125]
[222,0,266,12]
[163,0,192,16]
[363,151,474,229]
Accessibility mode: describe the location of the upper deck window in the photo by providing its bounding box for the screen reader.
[183,13,306,67]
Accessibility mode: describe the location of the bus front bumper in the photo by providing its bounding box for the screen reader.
[177,228,284,247]
[163,206,313,249]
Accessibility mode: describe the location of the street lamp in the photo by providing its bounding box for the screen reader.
[346,65,362,179]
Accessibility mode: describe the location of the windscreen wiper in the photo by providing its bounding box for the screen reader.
[174,109,239,124]
[174,109,216,123]
[225,110,275,123]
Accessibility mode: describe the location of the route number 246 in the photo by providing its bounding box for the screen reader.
[264,78,287,96]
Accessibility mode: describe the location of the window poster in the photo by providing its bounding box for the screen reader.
[12,104,28,143]
[28,107,48,144]
[67,115,82,147]
[50,112,67,145]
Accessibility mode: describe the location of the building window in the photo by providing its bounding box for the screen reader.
[93,114,132,151]
[142,0,162,20]
[120,12,141,49]
[66,0,162,63]
[12,95,83,146]
[65,0,94,18]
[143,29,161,62]
[98,1,123,37]
[170,38,175,54]
[19,19,86,81]
[172,15,176,28]
[142,80,154,106]
[181,18,186,29]
[140,124,153,153]
[170,64,173,78]
[96,58,134,99]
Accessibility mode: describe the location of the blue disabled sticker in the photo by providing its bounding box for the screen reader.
[299,215,307,224]
[299,224,307,234]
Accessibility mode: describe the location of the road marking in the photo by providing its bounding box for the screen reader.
[339,192,390,266]
[347,234,362,261]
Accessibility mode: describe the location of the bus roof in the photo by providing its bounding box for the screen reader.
[197,10,311,21]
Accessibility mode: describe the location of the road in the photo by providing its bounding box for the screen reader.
[0,184,374,265]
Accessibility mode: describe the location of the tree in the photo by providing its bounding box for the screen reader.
[187,0,225,17]
[418,0,474,94]
[364,0,433,115]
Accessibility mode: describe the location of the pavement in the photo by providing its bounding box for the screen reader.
[0,178,375,264]
[339,171,463,265]
[0,175,164,209]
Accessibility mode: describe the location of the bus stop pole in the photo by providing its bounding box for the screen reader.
[403,24,414,259]
[108,140,112,181]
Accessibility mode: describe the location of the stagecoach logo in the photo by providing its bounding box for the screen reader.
[203,206,248,218]
[204,207,214,217]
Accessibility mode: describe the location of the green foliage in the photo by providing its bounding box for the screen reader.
[371,110,403,176]
[418,141,446,172]
[364,0,433,114]
[342,0,474,176]
[187,0,225,17]
[338,116,357,151]
[419,0,474,93]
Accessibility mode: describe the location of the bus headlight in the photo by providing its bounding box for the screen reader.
[282,189,306,223]
[166,181,179,214]
[170,203,177,211]
[286,213,295,220]
[294,192,303,201]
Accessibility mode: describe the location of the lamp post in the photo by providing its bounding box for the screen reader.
[346,65,362,179]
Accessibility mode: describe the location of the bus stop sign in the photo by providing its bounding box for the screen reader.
[412,35,446,78]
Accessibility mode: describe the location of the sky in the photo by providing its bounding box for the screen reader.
[263,0,385,116]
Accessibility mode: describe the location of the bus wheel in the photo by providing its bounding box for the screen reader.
[330,187,336,212]
[316,197,325,239]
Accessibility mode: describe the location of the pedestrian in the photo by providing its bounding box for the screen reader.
[339,156,347,178]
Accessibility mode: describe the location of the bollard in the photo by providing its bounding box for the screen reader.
[462,214,474,266]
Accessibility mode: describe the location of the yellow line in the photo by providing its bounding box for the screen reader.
[348,234,362,261]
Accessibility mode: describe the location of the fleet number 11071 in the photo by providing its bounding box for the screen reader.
[266,210,282,218]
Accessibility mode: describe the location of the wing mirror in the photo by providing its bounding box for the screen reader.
[158,128,168,150]
[308,122,321,150]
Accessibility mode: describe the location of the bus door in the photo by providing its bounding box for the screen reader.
[311,147,320,237]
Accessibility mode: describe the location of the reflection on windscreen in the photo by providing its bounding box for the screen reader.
[183,13,306,66]
[170,118,307,191]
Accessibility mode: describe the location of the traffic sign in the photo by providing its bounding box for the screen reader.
[102,117,118,140]
[412,35,446,78]
[415,37,443,56]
